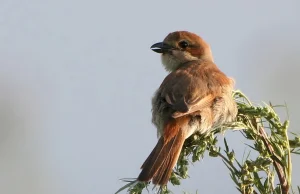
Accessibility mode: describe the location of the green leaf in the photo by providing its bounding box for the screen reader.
[224,138,229,153]
[115,180,138,194]
[253,171,264,193]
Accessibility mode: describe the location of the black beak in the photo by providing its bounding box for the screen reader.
[150,42,174,53]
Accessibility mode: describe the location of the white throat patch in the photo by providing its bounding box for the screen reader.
[161,50,198,72]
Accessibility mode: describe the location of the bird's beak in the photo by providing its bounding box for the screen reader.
[150,42,174,53]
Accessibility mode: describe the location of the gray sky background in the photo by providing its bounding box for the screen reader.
[0,0,299,194]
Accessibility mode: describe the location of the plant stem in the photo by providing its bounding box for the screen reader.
[258,126,288,194]
[217,152,240,174]
[285,127,292,190]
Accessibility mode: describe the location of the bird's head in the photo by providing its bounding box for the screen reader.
[151,31,214,72]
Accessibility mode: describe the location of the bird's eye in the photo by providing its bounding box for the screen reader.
[178,40,189,49]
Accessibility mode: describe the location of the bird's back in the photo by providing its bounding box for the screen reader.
[152,59,237,136]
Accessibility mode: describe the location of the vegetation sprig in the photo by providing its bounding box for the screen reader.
[116,91,300,194]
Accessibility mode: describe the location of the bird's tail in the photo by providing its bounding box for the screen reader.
[137,117,188,185]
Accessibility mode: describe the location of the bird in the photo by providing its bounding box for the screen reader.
[137,31,238,186]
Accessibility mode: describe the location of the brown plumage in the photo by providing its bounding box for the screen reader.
[137,31,237,185]
[138,117,188,185]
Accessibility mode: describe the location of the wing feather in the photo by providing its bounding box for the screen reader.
[159,61,231,117]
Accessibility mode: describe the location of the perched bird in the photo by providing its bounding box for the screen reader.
[137,31,238,186]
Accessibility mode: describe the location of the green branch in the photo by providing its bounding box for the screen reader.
[116,91,300,194]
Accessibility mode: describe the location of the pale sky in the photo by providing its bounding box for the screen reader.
[0,0,299,194]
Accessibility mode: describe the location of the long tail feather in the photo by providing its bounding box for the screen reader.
[137,118,187,185]
[153,131,184,185]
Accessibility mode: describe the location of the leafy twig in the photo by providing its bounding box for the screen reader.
[116,91,300,194]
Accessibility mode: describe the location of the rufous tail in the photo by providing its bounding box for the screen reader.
[137,117,188,185]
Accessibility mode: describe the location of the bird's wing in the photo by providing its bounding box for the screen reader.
[159,62,231,118]
[171,94,215,118]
